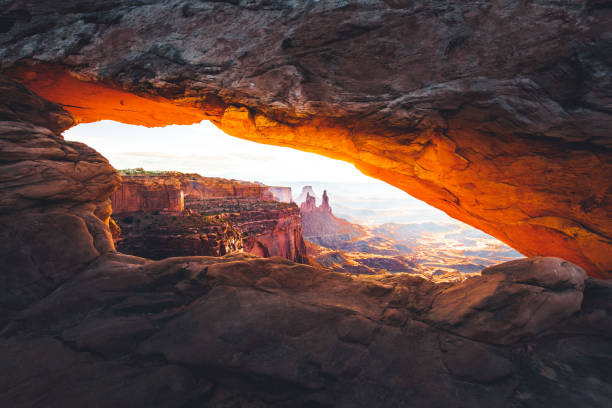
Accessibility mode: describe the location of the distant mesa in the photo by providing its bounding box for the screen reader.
[110,169,306,263]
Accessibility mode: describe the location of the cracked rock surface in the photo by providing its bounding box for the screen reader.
[2,253,611,407]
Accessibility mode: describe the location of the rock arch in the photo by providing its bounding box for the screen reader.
[1,0,610,279]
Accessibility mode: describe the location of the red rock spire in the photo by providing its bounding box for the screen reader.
[320,190,332,213]
[300,192,317,212]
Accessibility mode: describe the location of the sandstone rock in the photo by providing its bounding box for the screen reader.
[1,253,610,407]
[0,76,120,310]
[1,1,610,277]
[320,190,332,213]
[111,176,184,215]
[301,189,363,244]
[0,5,611,407]
[426,257,587,344]
[175,172,273,200]
[300,192,317,212]
[109,171,305,262]
[112,171,275,215]
[114,194,307,263]
[296,186,319,206]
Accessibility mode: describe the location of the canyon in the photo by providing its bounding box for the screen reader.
[1,1,611,407]
[111,170,307,263]
[299,188,520,280]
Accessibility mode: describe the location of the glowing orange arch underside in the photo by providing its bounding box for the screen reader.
[12,65,210,127]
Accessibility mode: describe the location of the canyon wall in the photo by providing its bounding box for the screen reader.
[111,176,184,215]
[111,171,275,215]
[2,1,610,277]
[178,173,274,201]
[186,197,307,263]
[110,173,307,263]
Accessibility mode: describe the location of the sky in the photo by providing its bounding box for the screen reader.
[63,120,458,225]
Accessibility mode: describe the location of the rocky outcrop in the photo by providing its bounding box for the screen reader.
[110,171,305,262]
[179,173,273,201]
[111,176,184,215]
[118,170,273,201]
[187,197,308,264]
[113,212,244,260]
[111,170,276,215]
[300,192,317,212]
[3,1,610,277]
[296,186,319,205]
[320,189,332,213]
[113,193,307,263]
[268,186,293,203]
[1,251,611,408]
[301,190,363,245]
[3,68,612,407]
[0,76,120,310]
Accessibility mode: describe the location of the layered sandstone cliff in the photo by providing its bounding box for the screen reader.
[111,175,184,215]
[111,172,307,263]
[115,170,273,203]
[188,197,307,263]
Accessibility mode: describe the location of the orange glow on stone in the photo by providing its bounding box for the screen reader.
[6,64,611,279]
[10,65,208,127]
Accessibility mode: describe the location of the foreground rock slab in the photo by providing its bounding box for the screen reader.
[1,254,611,408]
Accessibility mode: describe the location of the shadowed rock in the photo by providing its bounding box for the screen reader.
[1,253,611,407]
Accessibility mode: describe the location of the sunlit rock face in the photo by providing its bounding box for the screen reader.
[110,172,307,263]
[2,0,610,277]
[111,171,273,215]
[111,176,184,215]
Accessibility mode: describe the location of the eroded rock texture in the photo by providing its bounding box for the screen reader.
[1,0,610,277]
[2,252,612,407]
[110,171,307,262]
[112,175,185,214]
[0,76,120,310]
[1,77,611,407]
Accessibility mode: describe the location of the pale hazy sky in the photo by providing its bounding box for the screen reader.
[63,120,456,225]
[63,120,374,184]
